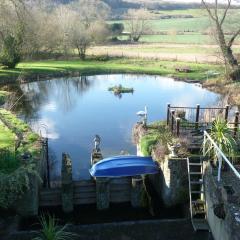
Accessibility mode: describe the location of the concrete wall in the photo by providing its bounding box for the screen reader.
[204,163,240,240]
[8,219,212,240]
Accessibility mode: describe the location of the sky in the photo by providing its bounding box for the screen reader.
[162,0,240,3]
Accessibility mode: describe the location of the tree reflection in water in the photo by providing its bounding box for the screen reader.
[3,76,92,121]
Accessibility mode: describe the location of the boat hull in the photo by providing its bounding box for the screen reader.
[89,155,159,177]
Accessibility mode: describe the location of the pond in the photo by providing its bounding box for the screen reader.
[16,74,221,180]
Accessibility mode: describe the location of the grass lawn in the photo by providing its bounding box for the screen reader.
[0,120,15,149]
[0,58,222,82]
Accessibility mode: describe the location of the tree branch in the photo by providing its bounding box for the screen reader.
[220,0,231,26]
[214,0,219,21]
[202,0,217,21]
[0,30,4,40]
[228,28,240,47]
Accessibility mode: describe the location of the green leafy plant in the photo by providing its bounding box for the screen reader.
[140,122,173,156]
[33,214,78,240]
[204,117,237,165]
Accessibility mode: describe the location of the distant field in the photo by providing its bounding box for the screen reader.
[119,34,212,44]
[110,8,240,45]
[89,43,240,63]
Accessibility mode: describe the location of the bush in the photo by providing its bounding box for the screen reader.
[0,163,39,208]
[0,35,21,69]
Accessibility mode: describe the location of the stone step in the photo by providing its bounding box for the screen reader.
[192,200,205,204]
[191,190,204,194]
[192,218,210,231]
[189,172,202,175]
[189,163,202,166]
[190,180,203,185]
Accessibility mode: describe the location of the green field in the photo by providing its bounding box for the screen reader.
[110,8,240,44]
[119,34,212,44]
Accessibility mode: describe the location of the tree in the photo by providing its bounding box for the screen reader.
[126,8,151,42]
[202,0,240,80]
[57,0,109,60]
[0,0,29,67]
[108,23,124,40]
[0,34,21,68]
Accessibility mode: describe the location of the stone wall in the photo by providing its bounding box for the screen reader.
[133,123,189,207]
[149,156,189,207]
[204,163,240,240]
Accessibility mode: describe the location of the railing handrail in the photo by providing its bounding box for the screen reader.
[170,106,226,110]
[203,130,240,181]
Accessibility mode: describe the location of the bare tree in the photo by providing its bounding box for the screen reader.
[126,8,151,42]
[202,0,240,80]
[60,0,109,60]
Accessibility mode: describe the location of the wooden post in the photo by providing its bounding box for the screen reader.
[195,104,200,129]
[131,176,144,208]
[176,117,180,137]
[96,178,110,210]
[171,110,175,134]
[225,105,230,121]
[61,153,73,213]
[234,111,239,138]
[167,103,171,126]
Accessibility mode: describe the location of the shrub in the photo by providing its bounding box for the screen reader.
[0,35,21,69]
[0,163,39,208]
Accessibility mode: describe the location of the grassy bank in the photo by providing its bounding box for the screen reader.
[0,58,222,82]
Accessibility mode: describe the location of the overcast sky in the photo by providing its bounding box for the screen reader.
[162,0,240,4]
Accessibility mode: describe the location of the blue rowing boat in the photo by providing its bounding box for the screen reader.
[89,155,159,177]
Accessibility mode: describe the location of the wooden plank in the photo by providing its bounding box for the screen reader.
[74,192,96,199]
[73,198,96,204]
[74,181,96,187]
[110,178,131,184]
[40,189,61,195]
[110,195,130,203]
[74,186,96,193]
[40,201,61,207]
[110,185,131,191]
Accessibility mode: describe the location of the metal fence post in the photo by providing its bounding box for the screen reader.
[225,105,230,121]
[195,104,200,129]
[167,103,171,126]
[234,111,239,138]
[176,117,180,137]
[171,110,175,134]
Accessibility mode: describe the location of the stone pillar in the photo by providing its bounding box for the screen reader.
[61,153,73,213]
[96,177,110,210]
[17,174,39,217]
[131,176,144,208]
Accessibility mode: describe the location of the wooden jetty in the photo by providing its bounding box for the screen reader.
[39,151,145,212]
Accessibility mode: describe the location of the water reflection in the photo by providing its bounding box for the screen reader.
[4,74,223,180]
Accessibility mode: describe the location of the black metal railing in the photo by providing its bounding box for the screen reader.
[166,104,236,137]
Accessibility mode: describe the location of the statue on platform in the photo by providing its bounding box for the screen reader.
[136,106,148,127]
[94,134,101,152]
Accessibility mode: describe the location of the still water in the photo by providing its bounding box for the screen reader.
[17,74,220,180]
